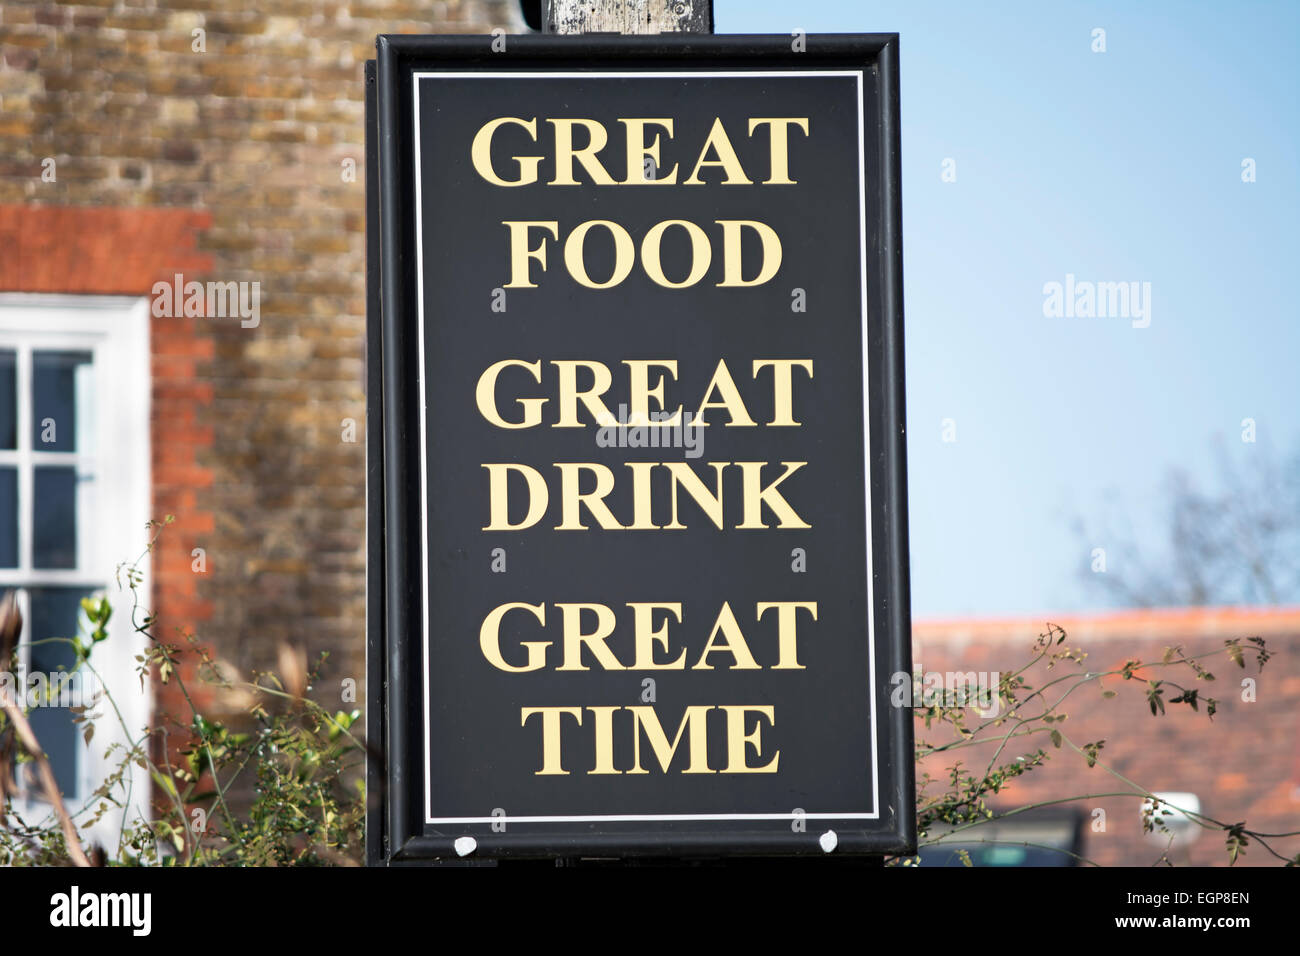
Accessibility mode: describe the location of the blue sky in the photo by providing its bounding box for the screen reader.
[716,0,1300,617]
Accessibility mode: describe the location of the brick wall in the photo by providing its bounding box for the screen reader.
[0,1,519,730]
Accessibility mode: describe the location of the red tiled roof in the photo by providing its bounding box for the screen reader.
[910,605,1300,866]
[914,605,1300,644]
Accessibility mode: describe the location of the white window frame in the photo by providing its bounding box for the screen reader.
[0,293,152,854]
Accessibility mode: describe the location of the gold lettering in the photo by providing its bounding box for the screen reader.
[480,602,550,672]
[692,602,760,670]
[663,461,728,530]
[622,359,682,427]
[737,461,811,529]
[548,118,617,185]
[587,706,622,774]
[556,602,625,670]
[628,705,714,774]
[554,463,625,530]
[482,463,548,530]
[720,705,779,773]
[684,118,753,185]
[619,118,677,184]
[501,220,558,288]
[747,118,809,184]
[752,359,813,426]
[756,601,817,669]
[629,602,687,669]
[696,359,758,426]
[563,220,635,289]
[640,219,711,289]
[552,360,616,427]
[471,117,541,186]
[476,358,546,428]
[520,706,583,775]
[716,220,782,288]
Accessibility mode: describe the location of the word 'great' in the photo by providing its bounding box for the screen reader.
[472,115,811,290]
[472,116,810,187]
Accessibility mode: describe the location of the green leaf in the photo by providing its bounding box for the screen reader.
[149,769,178,799]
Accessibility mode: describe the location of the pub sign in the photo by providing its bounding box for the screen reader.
[367,33,913,862]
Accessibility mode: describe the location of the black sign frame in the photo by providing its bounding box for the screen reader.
[367,33,913,863]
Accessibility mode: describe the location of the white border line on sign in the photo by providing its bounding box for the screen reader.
[413,70,877,825]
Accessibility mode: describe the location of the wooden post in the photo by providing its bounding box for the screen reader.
[544,0,713,35]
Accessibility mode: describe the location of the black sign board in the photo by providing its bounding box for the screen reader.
[367,34,913,862]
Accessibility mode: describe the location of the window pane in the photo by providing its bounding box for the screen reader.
[27,587,89,797]
[33,466,78,569]
[0,349,15,450]
[32,350,94,453]
[0,466,14,568]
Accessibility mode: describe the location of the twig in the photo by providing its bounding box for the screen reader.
[0,691,91,866]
